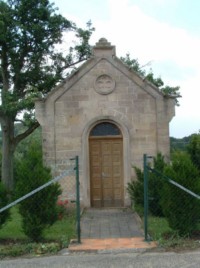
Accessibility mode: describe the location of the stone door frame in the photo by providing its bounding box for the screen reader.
[82,116,131,207]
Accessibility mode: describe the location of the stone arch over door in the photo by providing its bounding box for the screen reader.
[81,116,131,207]
[89,122,123,207]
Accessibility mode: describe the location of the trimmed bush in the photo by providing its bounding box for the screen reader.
[15,142,62,241]
[127,153,166,216]
[148,153,166,216]
[161,151,200,236]
[127,166,143,206]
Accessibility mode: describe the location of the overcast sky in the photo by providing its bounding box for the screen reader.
[53,0,200,138]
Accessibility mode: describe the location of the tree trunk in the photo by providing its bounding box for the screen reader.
[1,117,15,191]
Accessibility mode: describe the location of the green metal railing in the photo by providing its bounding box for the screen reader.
[71,156,81,243]
[0,156,81,243]
[143,153,200,242]
[143,154,153,241]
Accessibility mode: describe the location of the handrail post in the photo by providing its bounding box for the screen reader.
[75,155,81,243]
[144,154,148,241]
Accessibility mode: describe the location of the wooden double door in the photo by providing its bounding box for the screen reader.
[89,138,124,207]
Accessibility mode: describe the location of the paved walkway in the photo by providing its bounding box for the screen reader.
[81,208,143,238]
[69,208,157,252]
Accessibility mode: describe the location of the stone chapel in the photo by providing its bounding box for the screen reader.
[35,38,175,208]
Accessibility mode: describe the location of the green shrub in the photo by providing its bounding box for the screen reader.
[127,166,143,208]
[161,152,200,236]
[15,142,62,241]
[148,153,166,216]
[187,133,200,171]
[127,153,166,216]
[0,182,10,228]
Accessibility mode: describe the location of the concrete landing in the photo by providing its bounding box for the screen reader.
[68,208,157,252]
[69,237,157,253]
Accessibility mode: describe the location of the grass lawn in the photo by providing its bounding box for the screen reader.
[148,215,172,241]
[0,206,76,258]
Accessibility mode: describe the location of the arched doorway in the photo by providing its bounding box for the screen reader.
[89,122,124,207]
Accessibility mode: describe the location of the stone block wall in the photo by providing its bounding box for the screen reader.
[35,38,175,207]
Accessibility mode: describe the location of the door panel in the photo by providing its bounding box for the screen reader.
[90,138,123,207]
[90,141,101,207]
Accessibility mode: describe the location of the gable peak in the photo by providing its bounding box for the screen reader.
[92,38,116,58]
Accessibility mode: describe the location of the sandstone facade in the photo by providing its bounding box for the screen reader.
[35,38,175,207]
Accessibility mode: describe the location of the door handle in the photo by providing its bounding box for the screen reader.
[102,172,108,178]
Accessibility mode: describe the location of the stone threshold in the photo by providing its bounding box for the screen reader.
[68,237,157,253]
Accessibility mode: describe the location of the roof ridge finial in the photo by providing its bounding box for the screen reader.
[95,38,111,47]
[92,38,116,57]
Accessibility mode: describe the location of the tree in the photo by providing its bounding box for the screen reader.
[0,181,10,228]
[120,53,145,77]
[0,0,94,190]
[170,135,191,152]
[120,53,181,105]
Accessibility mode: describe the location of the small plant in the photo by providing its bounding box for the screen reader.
[0,242,60,259]
[57,200,69,220]
[127,166,144,209]
[0,206,76,258]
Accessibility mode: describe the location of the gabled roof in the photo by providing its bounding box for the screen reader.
[37,38,167,103]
